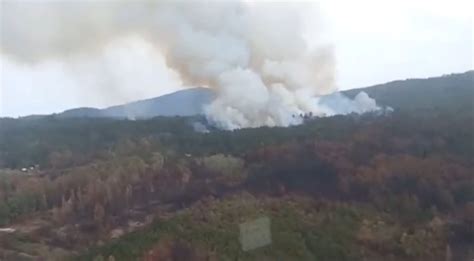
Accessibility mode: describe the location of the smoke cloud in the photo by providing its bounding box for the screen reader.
[1,1,379,128]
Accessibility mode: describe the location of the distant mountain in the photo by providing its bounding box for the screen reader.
[59,87,214,119]
[55,71,473,119]
[59,107,104,118]
[343,71,474,112]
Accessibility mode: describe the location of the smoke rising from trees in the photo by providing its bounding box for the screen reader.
[1,1,379,128]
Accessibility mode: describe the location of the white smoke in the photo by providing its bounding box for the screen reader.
[1,1,380,128]
[316,91,381,116]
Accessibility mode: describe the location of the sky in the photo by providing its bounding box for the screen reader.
[0,0,473,117]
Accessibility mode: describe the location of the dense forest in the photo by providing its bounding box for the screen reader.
[0,71,473,260]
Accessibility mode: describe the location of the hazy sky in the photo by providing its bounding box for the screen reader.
[0,0,472,117]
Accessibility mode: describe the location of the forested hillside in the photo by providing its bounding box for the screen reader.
[344,71,474,112]
[0,72,473,260]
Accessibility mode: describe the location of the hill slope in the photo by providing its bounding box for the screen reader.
[56,71,473,119]
[59,87,214,119]
[343,71,474,112]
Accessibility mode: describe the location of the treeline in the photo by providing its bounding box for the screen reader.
[1,108,472,170]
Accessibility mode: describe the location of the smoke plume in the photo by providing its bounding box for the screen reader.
[1,1,379,128]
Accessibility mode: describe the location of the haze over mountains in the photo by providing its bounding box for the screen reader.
[50,71,473,120]
[59,87,214,119]
[344,70,474,112]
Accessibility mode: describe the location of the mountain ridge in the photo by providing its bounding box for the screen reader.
[343,70,473,112]
[58,87,214,119]
[20,70,474,119]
